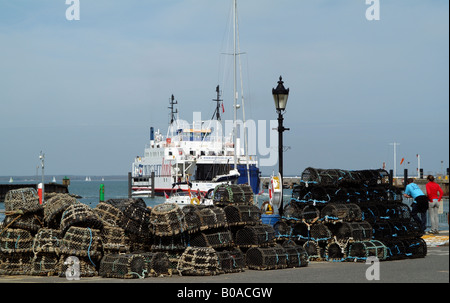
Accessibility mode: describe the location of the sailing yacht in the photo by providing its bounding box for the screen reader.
[131,0,260,197]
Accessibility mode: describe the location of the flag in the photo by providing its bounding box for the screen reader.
[400,158,405,165]
[222,103,225,113]
[164,192,169,199]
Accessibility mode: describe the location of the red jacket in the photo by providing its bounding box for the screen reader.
[426,181,444,202]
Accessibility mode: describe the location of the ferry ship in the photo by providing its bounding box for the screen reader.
[131,0,261,198]
[131,89,261,197]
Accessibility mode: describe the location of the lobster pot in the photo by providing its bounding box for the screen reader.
[141,252,171,277]
[151,233,188,251]
[372,222,394,240]
[245,245,287,270]
[182,205,203,233]
[282,202,303,221]
[101,225,130,254]
[0,228,34,253]
[58,255,97,278]
[0,253,33,275]
[366,187,388,202]
[386,186,403,203]
[386,203,412,222]
[177,246,221,276]
[4,187,42,214]
[99,253,149,279]
[60,226,103,260]
[359,204,380,223]
[346,204,362,221]
[43,194,78,229]
[105,198,146,212]
[213,184,246,206]
[310,223,332,242]
[94,202,125,227]
[304,240,323,260]
[31,253,59,276]
[120,200,152,238]
[151,203,187,237]
[273,221,292,240]
[284,245,308,268]
[301,167,342,186]
[197,206,228,230]
[355,169,390,187]
[32,228,62,254]
[347,240,388,262]
[325,241,347,262]
[216,249,245,273]
[327,222,367,241]
[321,203,350,222]
[349,222,373,241]
[384,240,407,260]
[165,251,184,274]
[189,229,233,249]
[402,238,427,258]
[291,222,309,241]
[60,203,103,234]
[224,204,261,226]
[235,224,276,248]
[301,205,321,224]
[240,184,255,205]
[2,212,43,233]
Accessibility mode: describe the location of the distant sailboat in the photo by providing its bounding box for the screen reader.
[85,176,91,182]
[9,177,13,183]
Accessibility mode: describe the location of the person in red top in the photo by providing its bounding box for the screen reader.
[426,175,444,234]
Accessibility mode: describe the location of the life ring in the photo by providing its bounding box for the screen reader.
[190,197,200,205]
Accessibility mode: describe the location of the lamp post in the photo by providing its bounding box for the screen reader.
[272,76,290,215]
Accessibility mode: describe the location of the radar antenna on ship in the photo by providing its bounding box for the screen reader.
[169,94,178,125]
[211,85,223,121]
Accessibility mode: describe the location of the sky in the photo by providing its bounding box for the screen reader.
[0,0,448,177]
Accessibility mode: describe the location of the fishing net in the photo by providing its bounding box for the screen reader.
[235,224,276,248]
[189,228,233,249]
[213,184,246,206]
[101,225,130,254]
[283,244,308,268]
[32,228,62,254]
[43,193,78,229]
[58,255,98,278]
[0,228,34,253]
[60,226,103,261]
[245,245,287,270]
[2,211,44,233]
[60,203,103,234]
[216,248,245,273]
[223,204,261,226]
[94,202,125,227]
[150,203,186,237]
[0,253,33,275]
[177,246,221,276]
[347,240,388,262]
[4,187,42,214]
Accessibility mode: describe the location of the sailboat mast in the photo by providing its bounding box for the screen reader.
[233,0,238,170]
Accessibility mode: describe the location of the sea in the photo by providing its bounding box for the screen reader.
[0,179,448,230]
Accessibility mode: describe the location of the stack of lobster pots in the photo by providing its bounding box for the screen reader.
[274,168,427,262]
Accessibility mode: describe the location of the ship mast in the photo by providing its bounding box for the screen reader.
[211,85,223,121]
[169,94,178,125]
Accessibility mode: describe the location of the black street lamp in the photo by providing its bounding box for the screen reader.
[272,76,290,216]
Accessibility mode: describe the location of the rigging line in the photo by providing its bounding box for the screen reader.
[235,2,251,189]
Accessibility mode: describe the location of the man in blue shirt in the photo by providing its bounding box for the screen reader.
[404,178,428,234]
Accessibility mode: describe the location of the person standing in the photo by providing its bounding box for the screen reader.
[403,178,428,234]
[426,175,444,234]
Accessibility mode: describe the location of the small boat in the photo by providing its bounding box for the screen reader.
[9,177,13,183]
[131,189,153,198]
[164,183,214,208]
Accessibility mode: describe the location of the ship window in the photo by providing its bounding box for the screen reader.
[190,150,196,156]
[168,151,173,156]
